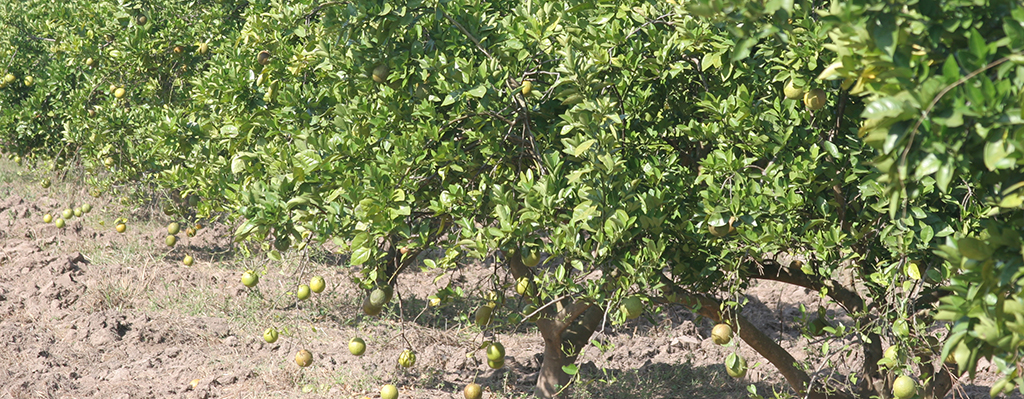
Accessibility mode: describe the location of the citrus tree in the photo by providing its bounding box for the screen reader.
[2,0,1024,398]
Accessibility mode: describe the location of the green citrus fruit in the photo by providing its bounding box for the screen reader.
[362,296,383,316]
[522,81,533,95]
[165,235,177,247]
[475,303,495,327]
[136,15,147,25]
[296,284,311,300]
[381,384,398,399]
[310,276,325,293]
[114,87,126,98]
[398,349,416,368]
[43,214,52,223]
[183,255,194,266]
[263,327,278,343]
[62,209,73,219]
[73,208,82,218]
[523,304,540,322]
[522,248,540,267]
[23,76,33,87]
[295,349,312,367]
[487,357,504,369]
[349,337,366,356]
[81,203,92,213]
[115,223,126,233]
[85,57,94,67]
[486,342,505,362]
[804,88,826,110]
[712,323,733,345]
[783,80,803,99]
[55,218,66,228]
[620,296,643,320]
[241,270,259,287]
[372,64,390,83]
[3,73,14,84]
[725,353,748,378]
[515,276,535,296]
[464,383,482,399]
[167,222,180,235]
[369,287,390,307]
[892,375,917,399]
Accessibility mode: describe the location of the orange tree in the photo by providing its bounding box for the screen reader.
[2,0,1023,398]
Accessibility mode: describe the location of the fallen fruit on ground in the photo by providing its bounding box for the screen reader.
[381,384,398,399]
[620,296,643,319]
[73,208,82,217]
[182,255,194,266]
[349,337,366,356]
[398,349,416,368]
[241,270,259,287]
[295,349,312,367]
[893,375,917,399]
[62,209,73,219]
[81,204,91,213]
[309,276,325,293]
[165,235,177,247]
[55,218,65,228]
[115,223,126,233]
[712,323,733,345]
[725,353,747,378]
[263,327,278,343]
[43,214,52,223]
[41,178,51,188]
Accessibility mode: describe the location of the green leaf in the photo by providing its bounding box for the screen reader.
[467,85,487,98]
[351,247,372,265]
[562,364,578,375]
[983,140,1009,171]
[958,237,991,261]
[861,97,904,119]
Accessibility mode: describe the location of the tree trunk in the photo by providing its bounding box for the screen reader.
[535,305,603,398]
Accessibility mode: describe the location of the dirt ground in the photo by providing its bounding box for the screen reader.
[0,162,1014,399]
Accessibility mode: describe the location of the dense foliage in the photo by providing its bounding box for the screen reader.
[2,0,1023,397]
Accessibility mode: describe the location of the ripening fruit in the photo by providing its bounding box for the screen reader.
[725,353,748,378]
[3,74,15,84]
[55,218,66,228]
[115,223,127,233]
[783,80,803,99]
[197,42,208,54]
[620,296,643,320]
[372,64,390,83]
[165,235,177,247]
[380,384,398,399]
[309,276,325,293]
[486,342,505,362]
[167,222,180,235]
[515,277,535,297]
[113,87,126,98]
[62,209,73,219]
[43,214,52,223]
[104,157,115,167]
[257,50,271,66]
[712,323,733,345]
[296,284,311,300]
[398,349,416,368]
[263,327,278,343]
[487,357,504,369]
[349,337,366,356]
[182,255,194,266]
[173,46,184,54]
[136,15,147,25]
[521,247,541,267]
[241,270,259,287]
[892,375,917,399]
[464,383,482,399]
[295,349,313,367]
[521,80,533,95]
[475,303,495,327]
[804,88,826,111]
[185,227,196,237]
[85,57,95,67]
[23,76,33,87]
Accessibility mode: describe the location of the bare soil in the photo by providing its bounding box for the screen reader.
[0,165,1013,398]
